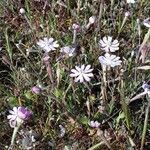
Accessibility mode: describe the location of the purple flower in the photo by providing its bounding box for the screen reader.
[89,121,100,128]
[72,23,80,31]
[31,86,41,94]
[18,107,32,120]
[7,107,32,128]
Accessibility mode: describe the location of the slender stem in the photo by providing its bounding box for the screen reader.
[77,0,81,16]
[101,65,107,102]
[88,141,105,150]
[140,96,150,150]
[9,122,22,149]
[118,16,127,35]
[137,28,150,63]
[72,30,77,44]
[102,65,107,87]
[10,126,19,145]
[98,0,103,31]
[24,14,34,31]
[139,28,150,51]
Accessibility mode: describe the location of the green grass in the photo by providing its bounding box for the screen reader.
[0,0,150,149]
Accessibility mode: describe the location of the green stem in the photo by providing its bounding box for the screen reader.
[88,141,105,150]
[9,121,22,148]
[140,97,150,150]
[11,126,20,146]
[118,16,127,35]
[72,30,77,44]
[139,28,150,51]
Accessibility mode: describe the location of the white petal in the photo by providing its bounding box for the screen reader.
[83,74,91,82]
[9,120,17,128]
[110,54,117,60]
[99,40,107,47]
[7,115,16,120]
[44,46,51,52]
[109,46,119,52]
[75,66,81,72]
[13,107,18,114]
[81,64,85,70]
[61,46,70,53]
[74,75,81,82]
[85,73,93,77]
[90,121,95,127]
[112,39,119,45]
[53,41,59,48]
[71,69,79,74]
[111,43,119,47]
[102,46,110,52]
[84,69,93,73]
[107,36,112,43]
[9,110,15,115]
[70,73,78,77]
[75,74,84,82]
[79,75,84,82]
[103,37,108,44]
[113,56,120,61]
[104,53,110,58]
[99,56,106,64]
[49,38,54,43]
[85,65,91,71]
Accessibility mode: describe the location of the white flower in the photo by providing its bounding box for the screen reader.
[60,46,76,57]
[143,18,150,28]
[126,0,135,3]
[37,37,59,53]
[99,53,122,67]
[7,107,19,128]
[89,121,100,128]
[70,64,94,83]
[99,36,119,52]
[142,83,150,97]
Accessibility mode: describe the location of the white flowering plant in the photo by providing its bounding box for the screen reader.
[0,1,149,150]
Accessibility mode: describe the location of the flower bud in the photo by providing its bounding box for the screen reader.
[72,23,80,31]
[143,18,150,28]
[89,16,96,24]
[125,11,130,17]
[31,86,41,94]
[19,8,25,14]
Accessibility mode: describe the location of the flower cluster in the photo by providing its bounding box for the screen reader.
[98,36,122,68]
[7,106,32,128]
[36,17,123,84]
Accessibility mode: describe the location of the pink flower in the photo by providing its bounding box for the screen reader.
[31,86,41,94]
[89,121,100,128]
[72,23,80,31]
